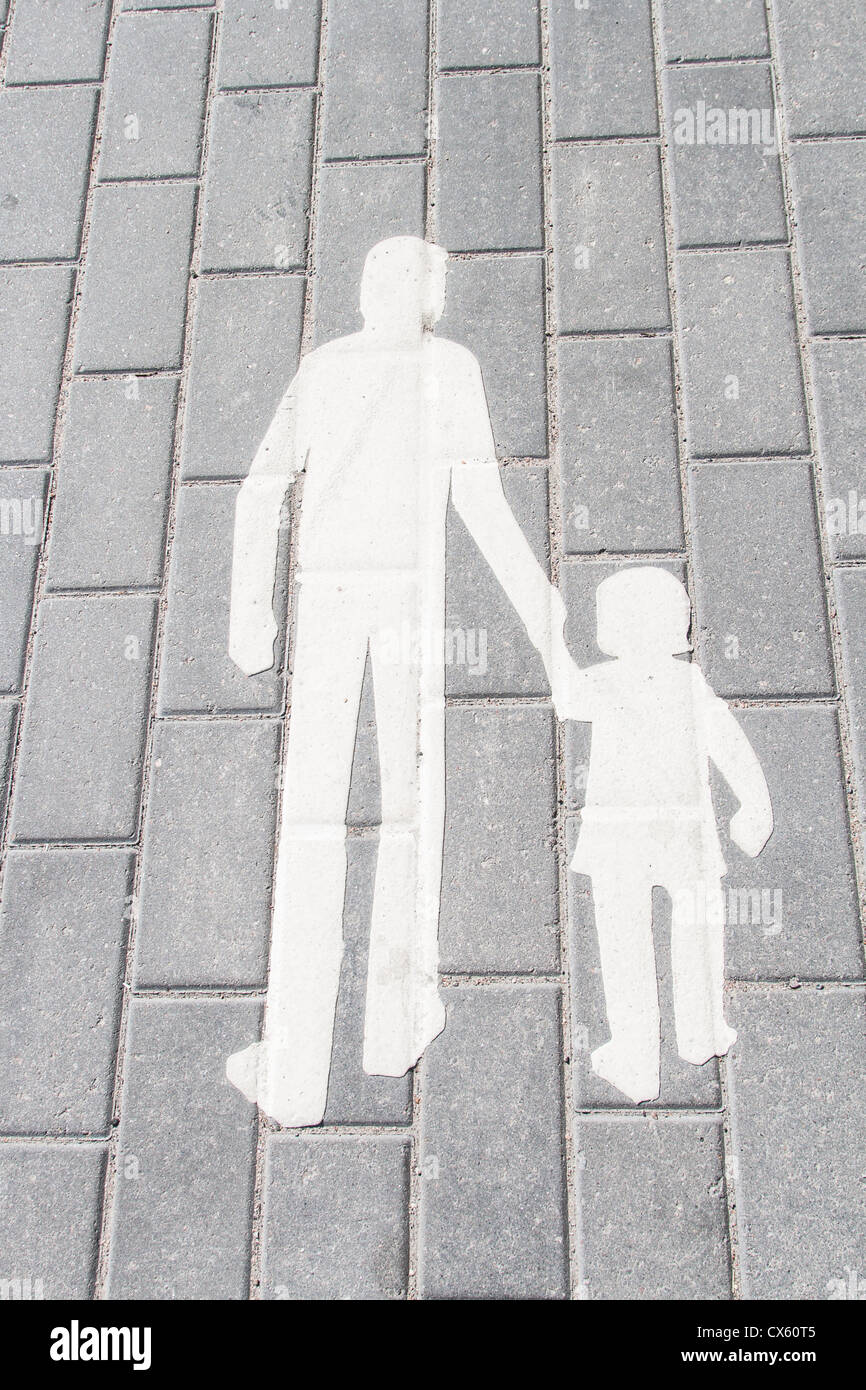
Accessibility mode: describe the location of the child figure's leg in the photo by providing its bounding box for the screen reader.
[670,880,737,1066]
[590,871,661,1104]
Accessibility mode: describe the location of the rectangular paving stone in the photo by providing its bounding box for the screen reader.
[835,570,866,825]
[262,1135,410,1300]
[438,0,540,68]
[74,183,195,372]
[664,64,786,248]
[0,87,97,262]
[219,0,319,89]
[107,997,259,1300]
[312,160,425,345]
[136,719,278,987]
[5,0,110,84]
[811,340,866,559]
[718,707,862,982]
[676,250,808,456]
[321,0,427,158]
[578,1118,731,1299]
[419,985,568,1299]
[438,253,547,457]
[182,274,304,480]
[446,465,551,697]
[660,0,768,61]
[789,142,866,335]
[729,985,866,1298]
[200,91,314,271]
[0,266,72,461]
[549,0,658,138]
[689,461,833,697]
[435,71,543,252]
[773,0,866,136]
[47,376,175,590]
[0,849,133,1134]
[440,706,558,974]
[553,144,670,332]
[0,467,48,693]
[99,9,212,180]
[159,484,289,713]
[557,336,683,553]
[0,1145,106,1298]
[12,595,157,841]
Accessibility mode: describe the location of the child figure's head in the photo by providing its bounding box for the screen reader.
[596,567,692,661]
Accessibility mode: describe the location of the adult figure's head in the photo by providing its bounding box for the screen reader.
[359,237,448,339]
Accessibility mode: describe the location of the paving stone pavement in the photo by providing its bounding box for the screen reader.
[0,0,864,1303]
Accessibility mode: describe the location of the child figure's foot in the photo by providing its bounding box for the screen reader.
[591,1041,660,1104]
[678,1024,738,1068]
[225,1041,327,1128]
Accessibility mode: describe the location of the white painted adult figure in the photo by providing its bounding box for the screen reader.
[560,568,773,1104]
[226,236,571,1127]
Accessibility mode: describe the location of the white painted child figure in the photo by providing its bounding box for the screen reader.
[559,568,773,1104]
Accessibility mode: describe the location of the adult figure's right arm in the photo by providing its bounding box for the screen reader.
[229,373,305,675]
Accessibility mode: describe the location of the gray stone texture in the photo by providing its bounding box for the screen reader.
[0,86,97,262]
[811,340,866,559]
[135,719,279,987]
[553,144,670,333]
[0,467,48,692]
[0,700,17,831]
[321,0,427,159]
[11,595,157,841]
[99,9,212,180]
[661,0,768,61]
[676,250,809,457]
[789,141,866,335]
[435,71,543,252]
[199,91,314,271]
[47,376,176,590]
[218,0,320,89]
[0,849,133,1134]
[774,0,866,136]
[0,1144,106,1299]
[262,1136,410,1300]
[689,461,833,697]
[4,0,110,84]
[835,569,866,825]
[0,265,73,461]
[106,997,259,1300]
[438,0,540,68]
[549,0,658,138]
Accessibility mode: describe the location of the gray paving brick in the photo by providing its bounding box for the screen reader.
[774,0,866,137]
[136,719,278,987]
[553,144,670,333]
[311,160,425,346]
[181,274,304,480]
[321,0,427,159]
[0,1144,106,1299]
[718,708,862,982]
[0,87,96,263]
[0,701,17,832]
[0,468,48,693]
[676,250,808,457]
[107,997,259,1300]
[446,465,550,696]
[689,461,833,697]
[836,570,866,826]
[438,0,539,69]
[99,9,212,180]
[121,0,213,6]
[438,254,547,457]
[435,71,543,252]
[159,484,289,712]
[790,141,866,335]
[549,0,658,139]
[0,849,133,1134]
[74,183,195,372]
[4,0,109,84]
[729,985,866,1299]
[219,0,320,89]
[262,1135,409,1300]
[47,376,175,591]
[812,340,866,559]
[660,0,768,61]
[664,64,786,248]
[440,706,558,974]
[11,595,157,841]
[557,337,683,554]
[0,265,72,462]
[418,985,568,1299]
[200,91,314,271]
[578,1118,731,1299]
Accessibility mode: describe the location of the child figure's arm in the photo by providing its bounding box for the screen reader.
[703,683,773,857]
